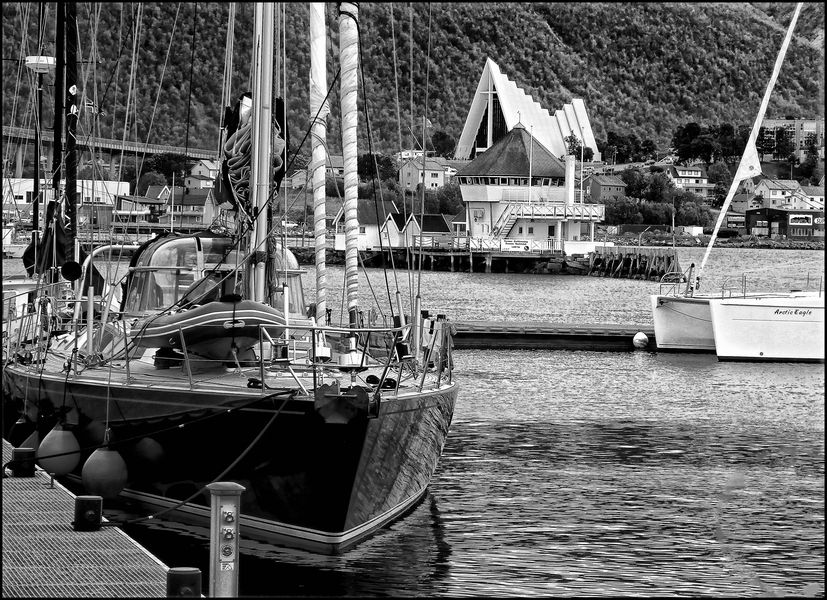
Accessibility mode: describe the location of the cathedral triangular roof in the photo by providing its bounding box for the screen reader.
[454,57,600,162]
[456,124,566,177]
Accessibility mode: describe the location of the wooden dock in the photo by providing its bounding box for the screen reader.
[2,439,169,597]
[453,321,655,351]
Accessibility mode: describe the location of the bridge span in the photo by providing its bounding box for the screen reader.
[3,125,219,176]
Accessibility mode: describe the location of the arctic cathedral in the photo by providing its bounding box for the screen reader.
[454,57,601,162]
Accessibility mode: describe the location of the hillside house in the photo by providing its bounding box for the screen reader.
[585,174,627,202]
[754,179,807,209]
[190,159,220,180]
[158,188,218,229]
[286,155,344,189]
[800,186,824,210]
[145,185,171,202]
[456,123,605,255]
[664,165,714,200]
[113,194,167,223]
[184,174,214,190]
[398,157,453,191]
[730,193,762,214]
[332,200,398,251]
[382,212,453,249]
[739,174,766,195]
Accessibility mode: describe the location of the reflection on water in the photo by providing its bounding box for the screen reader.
[117,349,823,597]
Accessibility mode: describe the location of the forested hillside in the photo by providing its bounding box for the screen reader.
[2,2,823,160]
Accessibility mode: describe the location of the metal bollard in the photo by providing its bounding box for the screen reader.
[73,495,103,531]
[10,447,36,477]
[207,482,246,597]
[166,567,202,597]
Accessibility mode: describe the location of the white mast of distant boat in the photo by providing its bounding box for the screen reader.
[693,2,802,294]
[310,3,327,322]
[339,1,360,329]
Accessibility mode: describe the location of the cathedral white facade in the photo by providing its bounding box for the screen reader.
[453,57,601,163]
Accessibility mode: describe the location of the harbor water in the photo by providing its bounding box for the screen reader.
[3,247,824,596]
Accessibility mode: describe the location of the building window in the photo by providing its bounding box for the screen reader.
[431,172,438,178]
[528,227,534,234]
[359,226,366,234]
[518,227,523,234]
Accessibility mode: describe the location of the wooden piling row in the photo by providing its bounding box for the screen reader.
[587,246,681,280]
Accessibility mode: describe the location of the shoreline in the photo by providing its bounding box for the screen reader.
[593,235,824,251]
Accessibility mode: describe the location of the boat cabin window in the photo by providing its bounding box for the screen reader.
[270,273,307,319]
[201,236,241,270]
[124,237,200,314]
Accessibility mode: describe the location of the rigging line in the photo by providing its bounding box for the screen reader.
[273,67,341,202]
[3,3,32,168]
[217,3,236,160]
[406,1,414,313]
[183,1,199,163]
[416,2,433,301]
[89,1,134,127]
[352,8,398,315]
[29,390,294,491]
[357,249,386,321]
[137,3,182,174]
[281,2,288,273]
[389,3,403,159]
[108,392,294,526]
[118,3,143,184]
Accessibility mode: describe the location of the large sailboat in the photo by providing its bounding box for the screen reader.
[3,2,459,553]
[650,2,824,360]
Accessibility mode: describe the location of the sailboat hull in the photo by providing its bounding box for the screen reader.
[650,295,715,352]
[2,361,458,553]
[709,294,824,362]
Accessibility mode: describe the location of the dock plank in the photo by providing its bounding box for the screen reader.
[2,440,169,598]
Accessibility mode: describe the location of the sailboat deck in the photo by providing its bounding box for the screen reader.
[13,345,448,399]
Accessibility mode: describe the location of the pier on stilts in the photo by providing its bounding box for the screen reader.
[587,245,681,280]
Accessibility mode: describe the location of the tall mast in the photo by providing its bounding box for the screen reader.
[310,3,328,319]
[65,1,78,262]
[48,0,65,248]
[249,2,275,303]
[695,2,803,291]
[339,1,359,327]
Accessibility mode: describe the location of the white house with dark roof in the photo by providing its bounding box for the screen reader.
[190,159,219,180]
[332,199,398,251]
[455,123,606,254]
[799,186,824,210]
[454,57,600,162]
[144,184,170,202]
[380,212,453,249]
[184,173,214,190]
[664,164,714,200]
[157,188,218,229]
[399,157,453,191]
[754,179,807,209]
